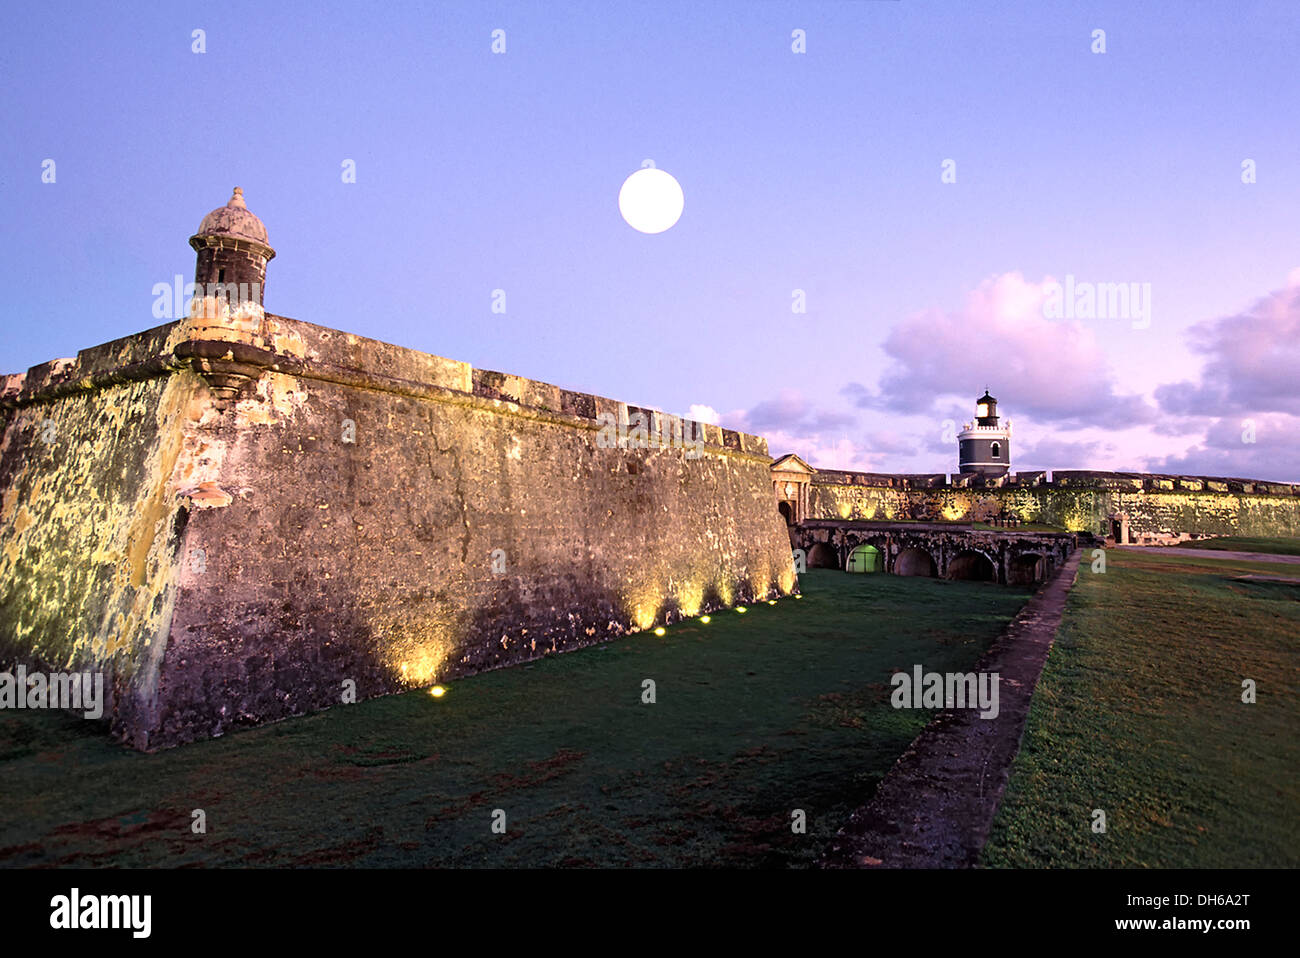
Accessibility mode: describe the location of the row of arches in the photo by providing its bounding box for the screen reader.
[807,541,1049,584]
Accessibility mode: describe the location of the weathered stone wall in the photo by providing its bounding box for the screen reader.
[792,520,1076,586]
[1,308,795,749]
[810,482,912,523]
[0,323,218,744]
[807,469,1300,541]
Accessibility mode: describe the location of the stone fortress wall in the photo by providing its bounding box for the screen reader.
[0,308,796,750]
[804,468,1300,543]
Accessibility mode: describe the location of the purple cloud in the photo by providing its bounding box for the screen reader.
[871,272,1155,429]
[1155,282,1300,416]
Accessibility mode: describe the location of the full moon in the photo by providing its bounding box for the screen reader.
[618,168,684,234]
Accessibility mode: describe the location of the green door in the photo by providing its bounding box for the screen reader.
[847,544,880,573]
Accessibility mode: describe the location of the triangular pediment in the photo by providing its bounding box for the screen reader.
[771,453,816,476]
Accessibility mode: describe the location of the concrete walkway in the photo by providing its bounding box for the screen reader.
[1114,545,1300,565]
[818,549,1083,869]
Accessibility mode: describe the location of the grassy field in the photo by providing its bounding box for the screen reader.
[1175,535,1300,556]
[0,571,1029,868]
[983,548,1300,868]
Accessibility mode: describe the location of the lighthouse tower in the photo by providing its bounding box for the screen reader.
[957,390,1011,477]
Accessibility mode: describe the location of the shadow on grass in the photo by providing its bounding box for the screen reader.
[1,571,1031,868]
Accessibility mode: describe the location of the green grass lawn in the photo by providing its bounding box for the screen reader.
[1175,535,1300,556]
[983,548,1300,868]
[0,571,1029,868]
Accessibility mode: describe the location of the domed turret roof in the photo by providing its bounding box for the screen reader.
[193,187,270,246]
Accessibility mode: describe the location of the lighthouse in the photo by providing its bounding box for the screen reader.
[957,390,1011,477]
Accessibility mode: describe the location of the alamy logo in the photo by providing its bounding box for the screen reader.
[596,410,705,459]
[890,665,1000,719]
[50,888,151,938]
[0,666,103,719]
[151,274,262,319]
[1042,274,1151,329]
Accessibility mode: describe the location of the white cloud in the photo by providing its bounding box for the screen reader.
[870,271,1154,428]
[686,403,720,424]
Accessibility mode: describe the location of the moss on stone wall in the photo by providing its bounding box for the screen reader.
[809,480,1300,540]
[0,365,221,744]
[2,312,795,749]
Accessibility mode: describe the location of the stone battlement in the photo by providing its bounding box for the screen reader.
[806,466,1299,497]
[2,311,769,461]
[783,460,1300,543]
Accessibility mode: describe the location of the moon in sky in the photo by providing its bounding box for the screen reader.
[618,168,684,234]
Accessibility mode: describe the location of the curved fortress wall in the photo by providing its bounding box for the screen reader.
[0,310,796,750]
[806,470,1300,541]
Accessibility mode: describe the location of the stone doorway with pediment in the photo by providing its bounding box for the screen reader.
[771,453,815,526]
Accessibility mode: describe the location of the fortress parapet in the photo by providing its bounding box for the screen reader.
[899,474,949,489]
[1051,471,1146,491]
[784,461,1300,540]
[1008,470,1046,487]
[800,467,1300,498]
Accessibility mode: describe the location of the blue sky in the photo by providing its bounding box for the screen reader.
[3,0,1298,479]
